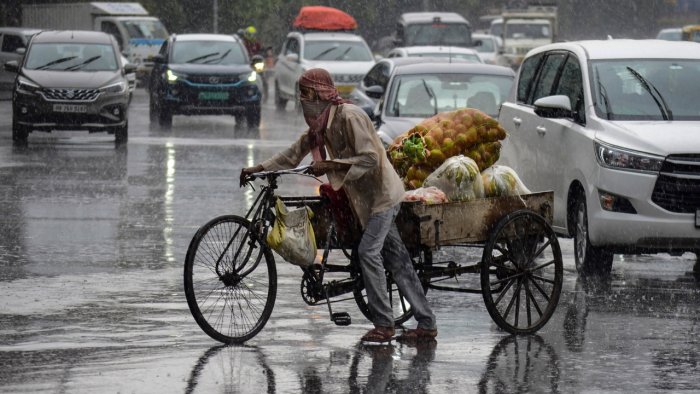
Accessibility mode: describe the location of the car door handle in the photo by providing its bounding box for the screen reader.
[536,126,547,136]
[512,117,522,126]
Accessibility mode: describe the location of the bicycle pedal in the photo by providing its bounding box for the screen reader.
[331,312,351,326]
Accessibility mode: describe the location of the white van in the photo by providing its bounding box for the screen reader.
[498,39,700,276]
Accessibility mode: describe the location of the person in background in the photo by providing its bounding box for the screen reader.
[239,68,438,344]
[239,26,262,57]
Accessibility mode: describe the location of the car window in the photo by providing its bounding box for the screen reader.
[474,38,495,53]
[592,59,700,121]
[2,34,25,53]
[171,40,247,65]
[285,38,299,56]
[25,43,119,71]
[404,23,471,47]
[411,52,481,63]
[554,54,585,123]
[159,41,168,56]
[387,73,513,118]
[303,41,372,61]
[531,52,567,103]
[516,52,543,103]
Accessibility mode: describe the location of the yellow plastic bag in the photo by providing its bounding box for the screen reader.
[266,198,317,268]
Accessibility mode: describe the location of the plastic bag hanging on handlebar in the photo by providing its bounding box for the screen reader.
[266,198,317,268]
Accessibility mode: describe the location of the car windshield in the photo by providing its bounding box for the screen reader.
[410,52,481,62]
[387,73,513,118]
[504,22,551,39]
[592,59,700,121]
[405,23,471,47]
[171,41,247,65]
[656,29,682,41]
[474,38,495,52]
[303,41,373,61]
[122,19,169,40]
[25,43,118,71]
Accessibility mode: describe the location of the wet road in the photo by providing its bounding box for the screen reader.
[1,88,699,393]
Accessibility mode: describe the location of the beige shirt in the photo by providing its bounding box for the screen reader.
[261,103,405,229]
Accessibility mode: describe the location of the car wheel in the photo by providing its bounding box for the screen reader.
[246,104,261,129]
[115,121,128,144]
[158,104,172,129]
[573,195,613,276]
[12,118,29,144]
[274,81,287,111]
[149,91,158,123]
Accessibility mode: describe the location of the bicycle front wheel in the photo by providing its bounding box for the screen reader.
[184,215,277,343]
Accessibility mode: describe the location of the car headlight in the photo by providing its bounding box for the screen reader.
[253,62,264,73]
[101,81,126,94]
[167,69,184,82]
[240,71,257,83]
[16,77,40,93]
[594,141,664,173]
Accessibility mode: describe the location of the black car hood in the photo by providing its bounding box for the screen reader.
[22,69,121,89]
[167,63,253,75]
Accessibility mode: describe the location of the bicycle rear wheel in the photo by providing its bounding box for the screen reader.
[184,215,277,343]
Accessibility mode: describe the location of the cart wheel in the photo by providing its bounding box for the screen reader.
[353,270,428,326]
[480,210,563,334]
[184,215,277,343]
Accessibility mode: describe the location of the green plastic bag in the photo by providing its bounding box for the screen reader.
[266,198,317,268]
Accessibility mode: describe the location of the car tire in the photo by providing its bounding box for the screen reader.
[573,195,614,276]
[12,118,29,144]
[158,105,173,129]
[274,81,287,111]
[246,104,261,129]
[149,91,158,123]
[115,121,128,144]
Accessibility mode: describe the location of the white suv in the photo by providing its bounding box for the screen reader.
[274,31,375,110]
[498,39,700,276]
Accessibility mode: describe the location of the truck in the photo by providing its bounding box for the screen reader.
[492,4,557,69]
[21,2,169,85]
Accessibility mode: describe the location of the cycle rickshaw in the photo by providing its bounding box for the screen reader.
[184,166,563,344]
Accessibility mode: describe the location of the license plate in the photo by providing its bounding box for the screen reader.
[336,85,355,96]
[696,209,700,228]
[198,91,229,100]
[53,104,87,113]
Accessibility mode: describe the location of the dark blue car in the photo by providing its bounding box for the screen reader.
[149,34,262,130]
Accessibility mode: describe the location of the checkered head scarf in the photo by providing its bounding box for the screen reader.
[298,68,351,161]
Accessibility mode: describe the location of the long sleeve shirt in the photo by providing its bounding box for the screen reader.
[261,103,405,229]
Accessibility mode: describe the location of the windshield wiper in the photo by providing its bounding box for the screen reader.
[204,49,231,64]
[626,66,673,120]
[421,79,438,115]
[312,47,337,60]
[65,55,101,71]
[333,47,353,61]
[186,52,219,63]
[36,56,77,70]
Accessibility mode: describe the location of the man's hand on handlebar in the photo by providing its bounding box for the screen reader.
[239,164,264,187]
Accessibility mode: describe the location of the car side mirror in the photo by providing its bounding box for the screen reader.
[365,85,384,100]
[123,63,137,74]
[152,54,165,64]
[4,60,19,73]
[286,53,299,63]
[534,95,573,118]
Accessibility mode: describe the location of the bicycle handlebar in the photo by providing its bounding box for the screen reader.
[246,165,318,183]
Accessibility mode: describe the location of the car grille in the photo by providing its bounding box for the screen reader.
[651,154,700,213]
[333,74,363,84]
[185,75,241,85]
[40,88,100,102]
